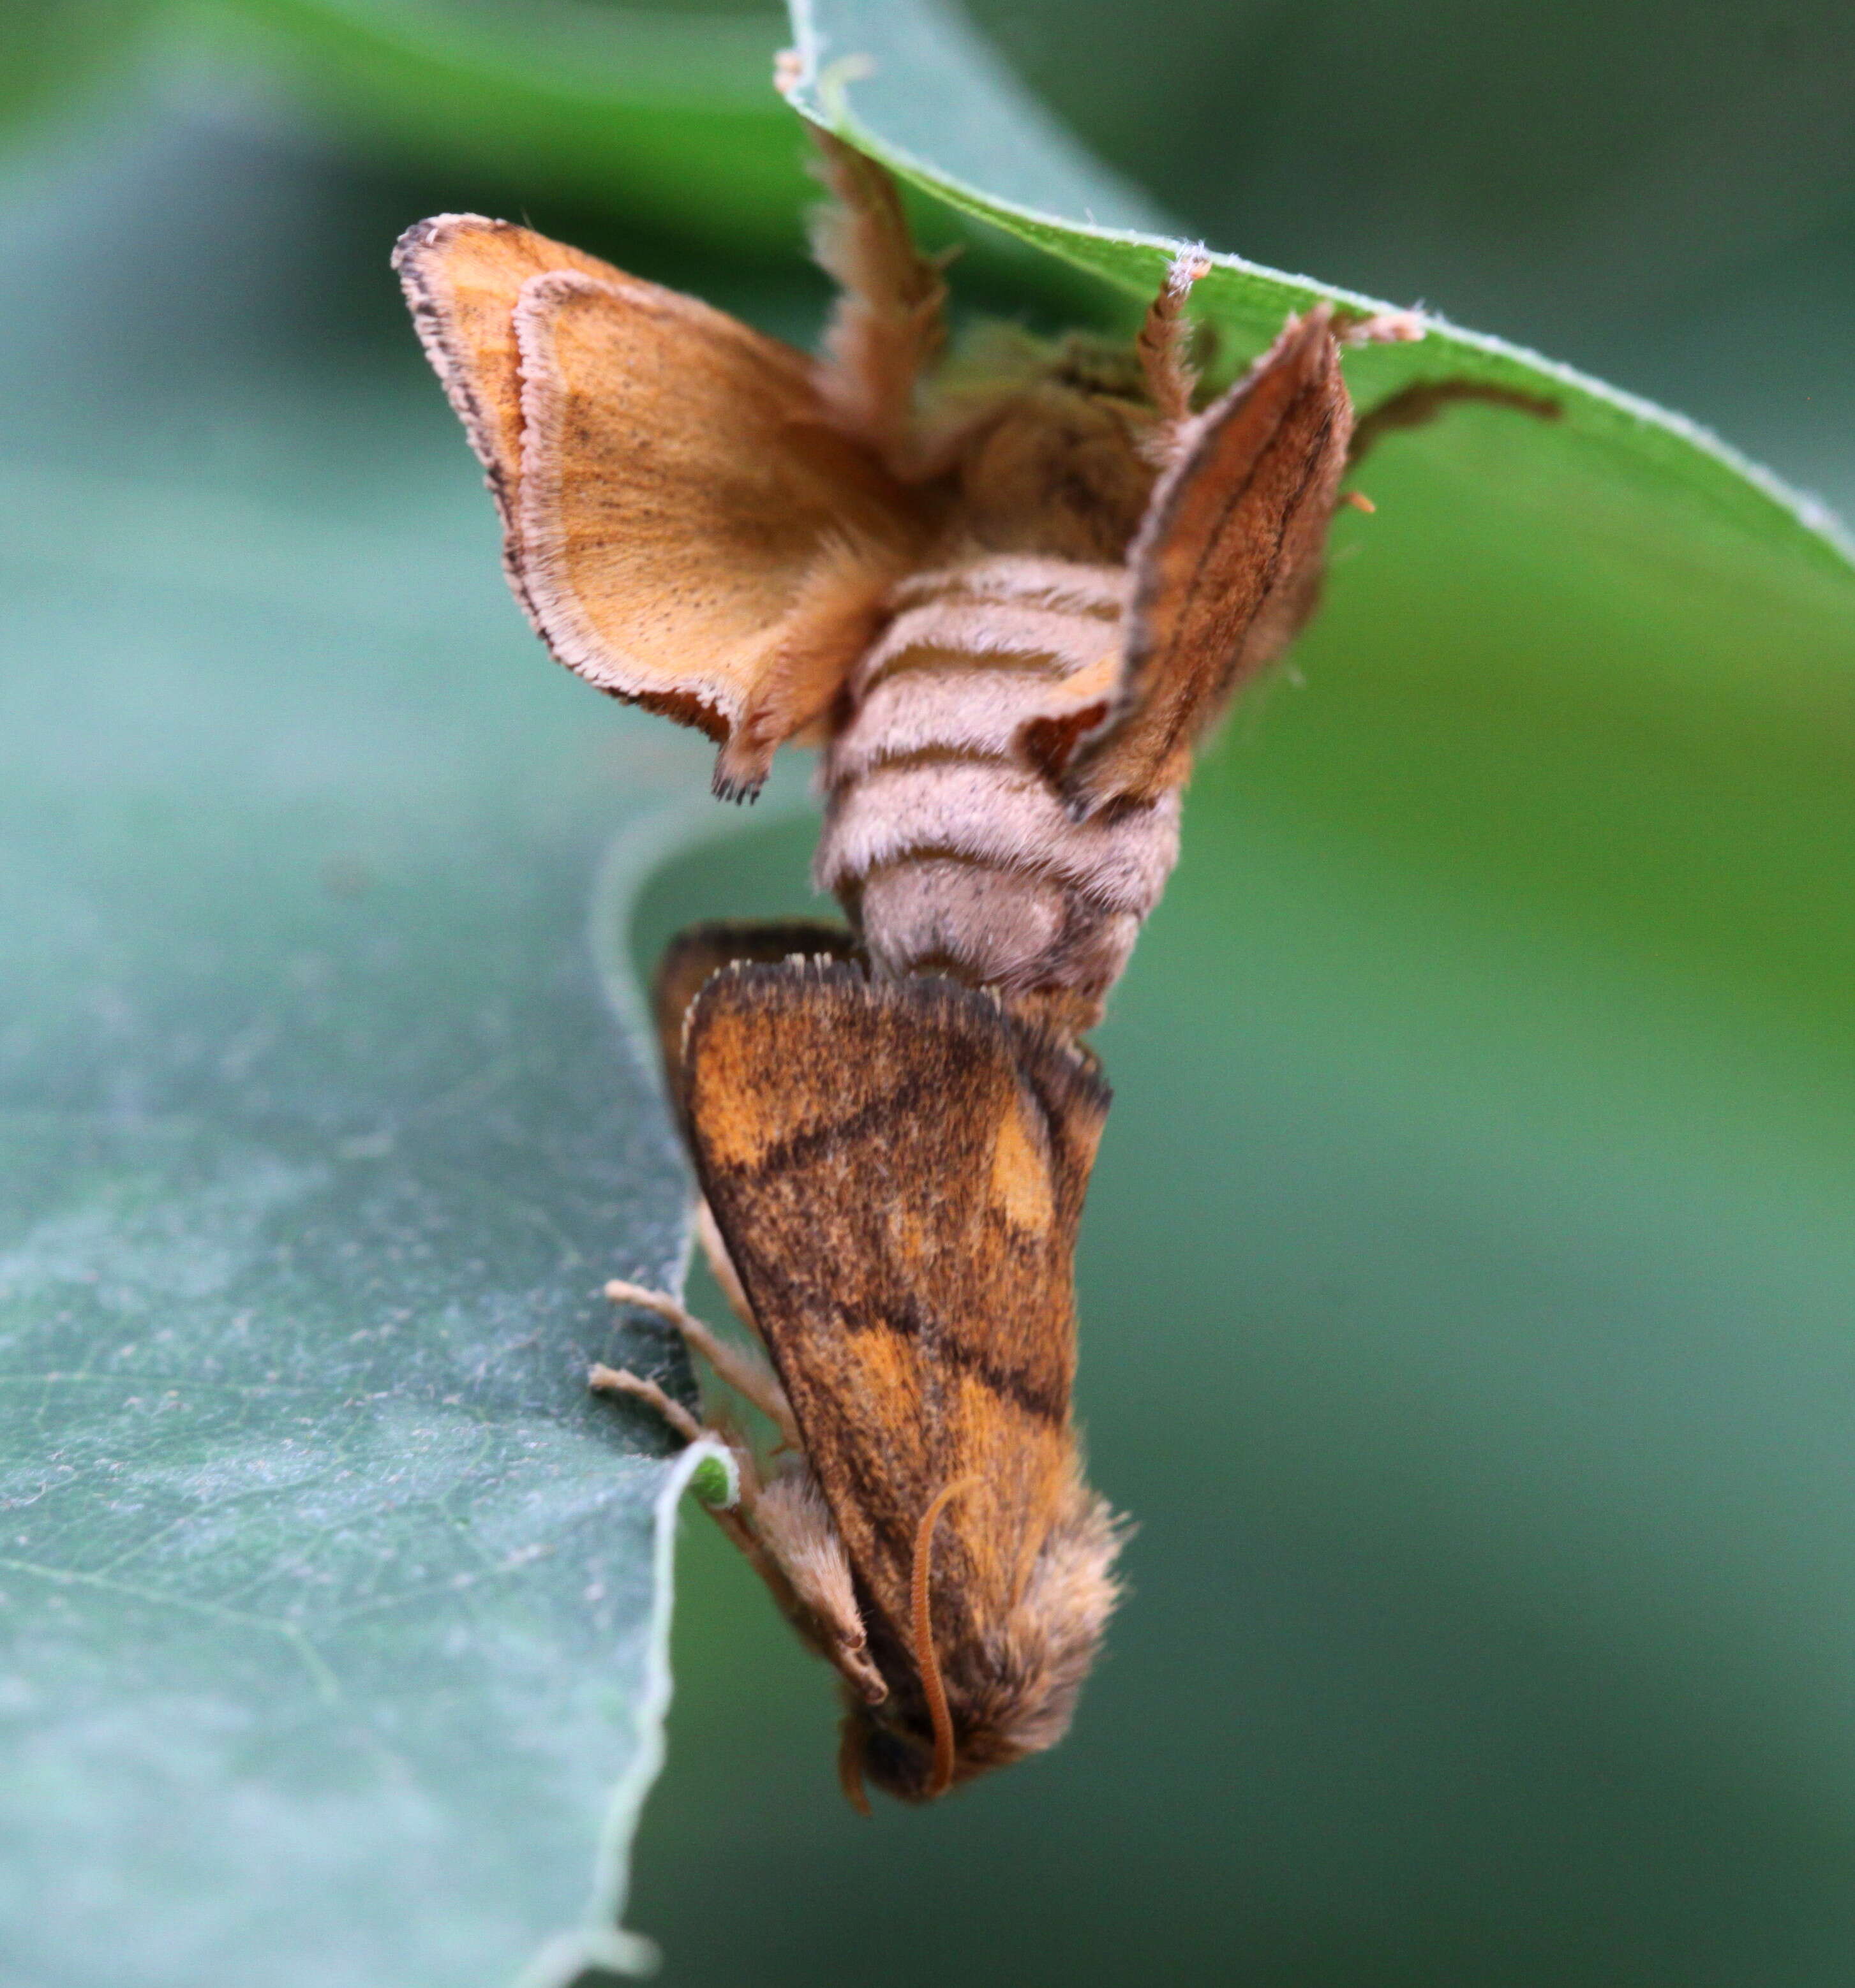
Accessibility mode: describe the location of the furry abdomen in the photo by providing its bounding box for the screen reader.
[814,554,1182,1025]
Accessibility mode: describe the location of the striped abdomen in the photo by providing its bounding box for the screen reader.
[815,554,1182,1025]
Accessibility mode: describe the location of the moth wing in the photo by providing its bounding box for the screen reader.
[649,919,862,1124]
[1054,307,1353,814]
[682,962,1109,1652]
[392,214,618,572]
[394,216,924,797]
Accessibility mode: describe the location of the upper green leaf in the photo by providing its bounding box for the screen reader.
[188,0,808,248]
[785,0,1855,594]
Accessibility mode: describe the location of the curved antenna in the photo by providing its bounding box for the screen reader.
[911,1476,982,1799]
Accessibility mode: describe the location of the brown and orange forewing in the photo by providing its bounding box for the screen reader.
[678,958,1108,1656]
[648,919,862,1127]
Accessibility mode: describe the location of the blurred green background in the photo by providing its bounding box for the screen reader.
[8,1,1855,1983]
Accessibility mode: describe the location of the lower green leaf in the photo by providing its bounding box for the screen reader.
[0,93,738,1985]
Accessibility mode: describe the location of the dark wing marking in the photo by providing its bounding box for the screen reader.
[1054,306,1352,815]
[682,961,1109,1654]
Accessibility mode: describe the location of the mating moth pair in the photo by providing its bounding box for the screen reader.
[395,122,1516,1805]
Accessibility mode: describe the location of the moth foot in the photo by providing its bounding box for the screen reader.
[837,1637,888,1705]
[602,1278,685,1322]
[1337,308,1426,347]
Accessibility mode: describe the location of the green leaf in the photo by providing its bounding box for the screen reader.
[0,0,161,138]
[180,0,808,248]
[785,0,1854,591]
[0,93,740,1987]
[13,11,1855,1984]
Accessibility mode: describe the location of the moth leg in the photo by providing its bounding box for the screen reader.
[587,1361,708,1444]
[588,1364,796,1590]
[604,1277,800,1449]
[1137,246,1212,448]
[1335,308,1427,348]
[753,1469,887,1704]
[1346,378,1561,470]
[807,130,948,475]
[695,1199,757,1335]
[586,1361,770,1508]
[590,1342,884,1702]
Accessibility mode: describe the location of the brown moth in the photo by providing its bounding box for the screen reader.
[393,119,1551,1802]
[600,921,1117,1804]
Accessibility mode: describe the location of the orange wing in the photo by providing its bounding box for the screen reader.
[680,960,1108,1656]
[1055,307,1353,815]
[394,216,927,796]
[648,918,861,1129]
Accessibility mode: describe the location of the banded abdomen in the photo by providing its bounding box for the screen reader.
[815,554,1182,1028]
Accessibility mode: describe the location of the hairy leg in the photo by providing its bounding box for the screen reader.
[587,1361,706,1443]
[807,130,949,475]
[604,1278,801,1448]
[1346,376,1561,467]
[1136,247,1212,449]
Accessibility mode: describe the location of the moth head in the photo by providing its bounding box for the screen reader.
[837,1479,1126,1808]
[838,1689,1048,1806]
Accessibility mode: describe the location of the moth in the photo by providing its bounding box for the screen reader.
[394,122,1548,1803]
[599,919,1119,1806]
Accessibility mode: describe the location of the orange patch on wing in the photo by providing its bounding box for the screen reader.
[687,1015,794,1170]
[852,1319,924,1406]
[948,1368,1071,1600]
[988,1101,1055,1235]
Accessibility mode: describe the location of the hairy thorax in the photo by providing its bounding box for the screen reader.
[814,551,1182,1034]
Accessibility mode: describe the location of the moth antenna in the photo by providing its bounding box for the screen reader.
[837,1714,874,1817]
[1137,246,1211,447]
[912,1475,982,1799]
